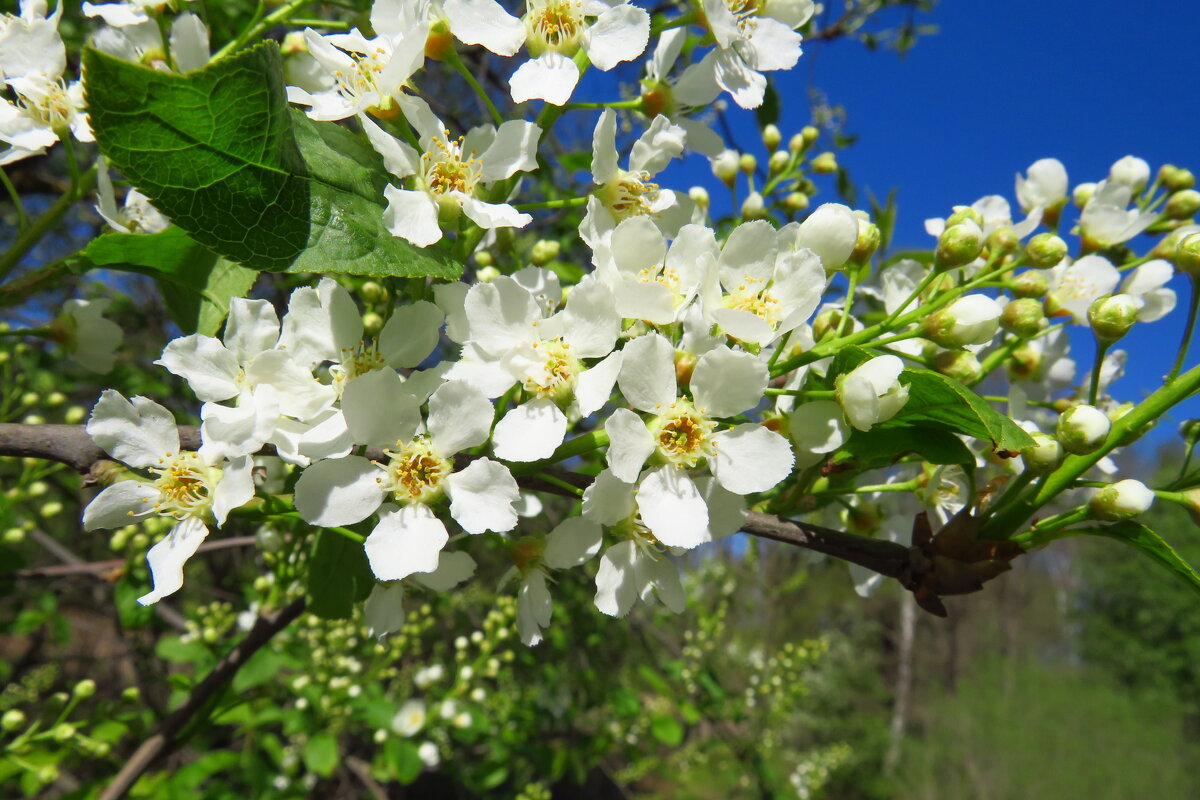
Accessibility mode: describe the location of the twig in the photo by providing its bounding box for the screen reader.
[97,598,307,800]
[2,537,257,580]
[344,755,388,800]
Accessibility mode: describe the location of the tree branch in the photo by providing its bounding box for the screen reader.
[97,597,307,800]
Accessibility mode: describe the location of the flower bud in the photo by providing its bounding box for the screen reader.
[712,150,739,186]
[360,281,385,304]
[741,192,767,220]
[788,133,806,153]
[851,219,881,264]
[920,294,1001,347]
[46,392,65,407]
[986,225,1020,256]
[1006,342,1041,380]
[1024,233,1068,268]
[65,405,86,424]
[36,764,59,785]
[783,191,809,213]
[762,124,782,150]
[39,501,63,519]
[52,723,76,742]
[935,220,985,269]
[932,350,982,384]
[1166,189,1200,220]
[811,308,843,341]
[474,250,494,268]
[1012,270,1050,298]
[1073,182,1097,208]
[1176,232,1200,276]
[1109,155,1150,192]
[1089,479,1155,521]
[20,391,38,407]
[1179,488,1200,526]
[768,150,790,174]
[531,239,560,265]
[1160,164,1196,192]
[476,265,500,283]
[688,186,710,208]
[3,527,24,544]
[738,153,757,175]
[1088,293,1138,342]
[281,30,308,55]
[810,152,837,174]
[1056,404,1111,455]
[1021,432,1063,474]
[362,312,383,336]
[1001,298,1048,338]
[73,679,96,699]
[1,709,25,731]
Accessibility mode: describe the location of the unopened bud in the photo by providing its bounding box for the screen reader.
[73,679,96,699]
[1180,488,1200,526]
[688,186,710,208]
[810,152,837,174]
[932,350,982,384]
[1073,182,1096,208]
[65,405,86,424]
[122,687,141,702]
[476,265,500,283]
[1025,233,1068,268]
[1021,432,1063,474]
[3,527,24,544]
[46,392,65,407]
[712,150,739,186]
[783,191,809,213]
[531,239,560,265]
[36,764,59,785]
[39,501,63,519]
[1176,232,1200,276]
[762,124,782,150]
[738,153,757,175]
[1007,343,1041,380]
[1056,404,1111,455]
[1,709,25,731]
[474,250,494,268]
[362,312,383,336]
[1012,270,1050,298]
[741,192,767,220]
[945,206,984,228]
[1001,298,1048,338]
[851,219,881,264]
[281,30,308,55]
[768,150,790,174]
[1088,293,1139,342]
[52,723,75,742]
[920,295,1001,347]
[1166,189,1200,219]
[986,225,1020,256]
[1089,479,1155,521]
[1160,164,1196,192]
[1110,155,1151,192]
[935,221,985,269]
[811,308,843,341]
[360,281,385,304]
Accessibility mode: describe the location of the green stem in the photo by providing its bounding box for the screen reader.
[0,164,97,283]
[214,0,309,59]
[0,326,52,338]
[836,269,859,338]
[1088,340,1110,406]
[0,166,28,230]
[445,49,504,126]
[534,472,584,497]
[563,99,642,111]
[767,330,792,369]
[1168,274,1199,381]
[1010,506,1089,547]
[155,13,179,72]
[764,388,835,399]
[289,18,351,29]
[513,196,590,212]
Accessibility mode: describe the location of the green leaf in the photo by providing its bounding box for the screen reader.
[894,368,1034,452]
[84,44,460,279]
[303,732,339,777]
[1065,522,1200,598]
[113,577,155,629]
[839,424,975,468]
[75,228,255,335]
[649,714,684,747]
[384,739,423,784]
[154,635,211,666]
[232,648,286,693]
[307,529,374,620]
[755,81,780,127]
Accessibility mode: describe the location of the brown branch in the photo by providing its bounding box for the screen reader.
[0,423,200,474]
[2,536,257,580]
[97,597,307,800]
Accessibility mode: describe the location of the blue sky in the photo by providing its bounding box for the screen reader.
[666,1,1200,443]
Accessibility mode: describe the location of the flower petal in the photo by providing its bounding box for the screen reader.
[594,539,639,617]
[711,424,795,494]
[517,570,553,645]
[365,503,449,581]
[87,390,179,468]
[445,0,525,55]
[137,517,209,605]
[479,120,541,182]
[383,185,442,246]
[342,369,423,446]
[637,466,709,549]
[412,550,477,591]
[427,380,493,455]
[509,52,580,106]
[156,335,240,402]
[605,408,654,483]
[293,455,384,526]
[576,350,623,417]
[493,399,568,462]
[616,333,677,413]
[690,347,767,417]
[446,458,519,534]
[82,480,158,530]
[584,4,650,70]
[582,468,636,525]
[544,516,603,569]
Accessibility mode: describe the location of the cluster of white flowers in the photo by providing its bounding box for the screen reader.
[1,1,1182,643]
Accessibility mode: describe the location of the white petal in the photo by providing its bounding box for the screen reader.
[224,299,279,362]
[446,458,519,534]
[378,300,443,368]
[711,425,795,494]
[786,400,848,454]
[493,399,568,462]
[480,120,541,181]
[544,516,604,569]
[445,0,525,55]
[594,540,639,617]
[635,551,686,613]
[428,380,493,455]
[210,456,254,527]
[517,570,553,645]
[637,467,709,549]
[198,392,278,463]
[279,278,363,366]
[87,390,179,468]
[365,582,406,638]
[156,335,240,402]
[590,109,618,183]
[509,52,580,106]
[383,185,442,246]
[584,4,650,71]
[690,347,767,417]
[562,276,620,357]
[342,369,422,446]
[629,114,686,176]
[582,469,636,525]
[616,333,677,413]
[412,550,477,591]
[713,48,766,110]
[293,456,384,526]
[576,350,623,417]
[744,17,802,71]
[169,12,210,72]
[458,195,531,230]
[711,307,774,346]
[794,203,858,271]
[365,503,449,581]
[360,114,420,177]
[137,517,209,605]
[82,481,157,530]
[696,476,747,541]
[605,408,654,483]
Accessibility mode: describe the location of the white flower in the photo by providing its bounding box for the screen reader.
[0,1,64,80]
[293,381,519,582]
[515,569,553,646]
[926,196,1042,242]
[87,11,210,73]
[1119,259,1177,322]
[674,0,814,109]
[509,0,650,106]
[392,700,428,736]
[1108,155,1150,192]
[922,294,1002,348]
[54,298,123,373]
[1079,180,1157,249]
[636,28,726,156]
[81,0,168,28]
[417,741,440,768]
[95,157,168,234]
[364,550,476,637]
[1045,254,1121,323]
[362,102,540,247]
[380,0,525,57]
[1015,158,1068,214]
[788,203,860,271]
[786,400,849,468]
[836,356,909,431]
[82,390,254,605]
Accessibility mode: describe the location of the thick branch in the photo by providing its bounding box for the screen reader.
[742,511,911,579]
[97,598,306,800]
[0,423,200,474]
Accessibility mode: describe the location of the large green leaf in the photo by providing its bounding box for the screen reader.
[893,368,1033,453]
[307,529,374,620]
[84,44,460,279]
[74,227,255,335]
[1054,522,1200,598]
[838,424,976,468]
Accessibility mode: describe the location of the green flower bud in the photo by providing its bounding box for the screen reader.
[768,150,790,174]
[27,481,48,497]
[788,132,805,153]
[122,687,141,703]
[783,191,809,213]
[73,679,96,700]
[1176,232,1200,276]
[476,265,501,283]
[473,250,494,268]
[20,391,38,407]
[811,308,844,341]
[1073,182,1097,208]
[986,225,1020,256]
[23,414,43,425]
[689,186,710,208]
[1001,298,1048,338]
[1021,432,1063,474]
[944,206,983,228]
[762,124,782,150]
[531,239,560,266]
[802,126,819,146]
[46,392,66,407]
[932,350,982,384]
[738,153,757,175]
[39,501,63,519]
[935,221,985,269]
[1024,233,1068,268]
[36,764,59,785]
[52,723,76,742]
[3,527,25,544]
[1089,479,1155,521]
[1166,189,1200,219]
[362,312,384,336]
[920,295,1001,347]
[359,281,385,304]
[1012,270,1050,298]
[1088,293,1139,342]
[741,192,767,220]
[1056,404,1111,455]
[712,150,739,185]
[1159,164,1196,192]
[1,709,25,731]
[64,405,86,424]
[851,219,881,264]
[810,152,837,174]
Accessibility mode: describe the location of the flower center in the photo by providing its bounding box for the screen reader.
[526,0,585,55]
[725,0,761,33]
[14,76,78,132]
[380,437,452,505]
[330,46,389,106]
[330,341,388,395]
[600,169,661,221]
[726,279,782,326]
[149,452,220,520]
[421,134,482,197]
[523,338,579,400]
[652,399,716,469]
